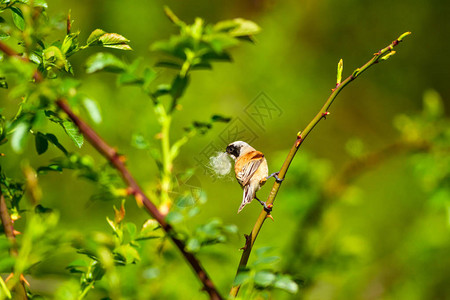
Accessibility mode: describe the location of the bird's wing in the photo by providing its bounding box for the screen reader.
[236,151,264,187]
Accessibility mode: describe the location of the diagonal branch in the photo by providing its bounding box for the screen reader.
[229,32,411,297]
[56,100,222,300]
[0,41,223,300]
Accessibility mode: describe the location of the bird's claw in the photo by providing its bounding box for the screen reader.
[267,172,284,183]
[263,203,273,213]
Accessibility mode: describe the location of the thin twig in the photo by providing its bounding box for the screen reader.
[0,41,223,300]
[229,32,411,297]
[0,192,16,248]
[0,189,28,299]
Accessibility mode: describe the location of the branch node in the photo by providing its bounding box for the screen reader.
[126,187,135,196]
[295,134,303,147]
[351,68,360,78]
[322,111,330,119]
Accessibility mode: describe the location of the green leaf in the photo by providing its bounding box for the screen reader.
[255,246,273,257]
[99,33,129,46]
[0,33,9,41]
[117,73,142,85]
[163,6,186,28]
[115,244,140,263]
[99,33,132,50]
[85,52,127,74]
[206,34,239,53]
[106,216,118,232]
[153,84,171,98]
[214,19,260,37]
[211,115,231,123]
[20,0,48,8]
[165,211,183,224]
[61,32,80,56]
[253,256,280,266]
[423,89,443,118]
[35,132,49,155]
[155,61,182,70]
[87,29,106,45]
[82,98,102,124]
[34,204,53,214]
[254,271,276,287]
[67,258,89,269]
[0,275,11,299]
[171,74,189,99]
[43,46,66,69]
[131,133,149,150]
[136,219,160,241]
[186,238,201,252]
[0,77,7,89]
[274,275,298,294]
[125,222,137,240]
[10,7,25,31]
[62,121,83,148]
[86,29,132,50]
[224,224,238,234]
[44,133,68,155]
[233,271,250,286]
[11,122,29,153]
[37,164,63,174]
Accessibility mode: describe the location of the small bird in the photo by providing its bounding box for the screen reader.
[226,141,282,213]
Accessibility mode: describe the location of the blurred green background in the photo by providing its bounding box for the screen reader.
[2,0,450,299]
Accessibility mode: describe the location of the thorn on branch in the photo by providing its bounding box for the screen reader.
[240,234,251,251]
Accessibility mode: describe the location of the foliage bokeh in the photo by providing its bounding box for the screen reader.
[1,0,449,299]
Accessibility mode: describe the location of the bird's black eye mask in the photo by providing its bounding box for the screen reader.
[226,144,240,158]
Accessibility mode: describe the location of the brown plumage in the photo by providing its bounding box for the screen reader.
[226,141,268,213]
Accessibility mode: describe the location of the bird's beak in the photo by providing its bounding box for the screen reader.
[225,145,237,160]
[226,145,232,154]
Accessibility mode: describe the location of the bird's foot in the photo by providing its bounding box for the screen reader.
[267,172,284,183]
[256,197,273,213]
[263,202,273,213]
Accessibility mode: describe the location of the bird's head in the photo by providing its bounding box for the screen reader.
[226,141,255,160]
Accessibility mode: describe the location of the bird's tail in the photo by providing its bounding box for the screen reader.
[238,184,254,213]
